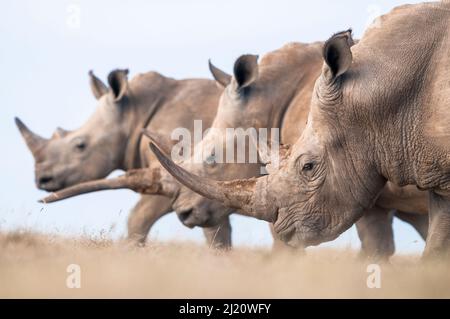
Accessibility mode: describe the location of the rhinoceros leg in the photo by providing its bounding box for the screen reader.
[356,206,395,260]
[202,216,232,249]
[423,192,450,259]
[394,211,428,240]
[127,194,172,245]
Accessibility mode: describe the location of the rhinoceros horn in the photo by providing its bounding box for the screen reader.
[51,127,71,139]
[148,141,276,222]
[39,167,175,203]
[15,117,48,158]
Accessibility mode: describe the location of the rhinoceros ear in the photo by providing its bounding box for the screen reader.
[89,70,108,100]
[107,69,129,102]
[232,54,259,90]
[208,60,231,88]
[323,29,354,80]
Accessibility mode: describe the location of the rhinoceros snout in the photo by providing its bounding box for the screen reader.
[35,173,61,192]
[177,208,213,228]
[178,208,196,228]
[39,176,53,185]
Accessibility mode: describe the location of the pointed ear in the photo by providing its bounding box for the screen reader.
[89,70,108,100]
[232,54,259,90]
[323,29,354,80]
[107,69,129,102]
[208,60,231,88]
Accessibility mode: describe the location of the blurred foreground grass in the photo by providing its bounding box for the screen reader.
[0,231,448,298]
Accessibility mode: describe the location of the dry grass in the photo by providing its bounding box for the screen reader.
[0,231,449,298]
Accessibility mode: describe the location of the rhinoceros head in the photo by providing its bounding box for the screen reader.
[170,55,264,227]
[16,69,131,192]
[171,45,323,229]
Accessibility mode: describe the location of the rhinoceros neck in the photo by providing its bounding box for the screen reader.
[256,42,324,141]
[276,43,323,145]
[353,1,450,191]
[120,72,171,170]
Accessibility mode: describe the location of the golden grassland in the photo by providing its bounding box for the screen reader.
[0,231,449,298]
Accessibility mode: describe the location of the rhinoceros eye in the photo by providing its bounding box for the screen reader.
[73,138,87,152]
[203,149,219,168]
[76,142,86,152]
[302,162,314,172]
[205,154,216,166]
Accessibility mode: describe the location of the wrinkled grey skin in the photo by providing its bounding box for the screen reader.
[16,69,232,248]
[260,3,449,255]
[154,3,450,258]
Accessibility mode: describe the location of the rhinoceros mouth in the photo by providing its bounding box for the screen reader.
[197,213,223,228]
[277,224,302,248]
[275,219,324,248]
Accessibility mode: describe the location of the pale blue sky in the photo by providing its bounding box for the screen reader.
[0,0,427,253]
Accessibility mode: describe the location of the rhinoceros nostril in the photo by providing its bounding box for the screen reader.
[178,209,193,223]
[39,176,53,185]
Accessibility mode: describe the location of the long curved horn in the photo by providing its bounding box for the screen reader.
[15,117,48,158]
[149,142,276,222]
[39,167,176,204]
